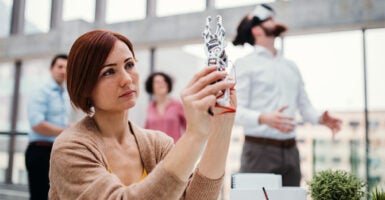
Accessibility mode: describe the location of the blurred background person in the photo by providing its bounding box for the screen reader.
[25,54,70,200]
[233,4,342,186]
[144,72,186,142]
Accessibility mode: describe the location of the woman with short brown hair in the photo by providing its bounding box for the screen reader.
[49,30,236,199]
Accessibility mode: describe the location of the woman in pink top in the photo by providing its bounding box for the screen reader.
[145,72,186,142]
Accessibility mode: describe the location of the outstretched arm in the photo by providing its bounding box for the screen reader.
[319,111,342,137]
[197,86,236,178]
[163,66,235,181]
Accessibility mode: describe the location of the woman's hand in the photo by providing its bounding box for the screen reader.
[162,66,236,182]
[180,66,235,139]
[210,83,237,134]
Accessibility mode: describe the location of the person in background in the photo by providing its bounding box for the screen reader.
[49,30,236,199]
[144,72,186,142]
[233,4,342,186]
[25,54,70,200]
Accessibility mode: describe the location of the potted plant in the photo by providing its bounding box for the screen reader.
[308,169,366,200]
[371,185,385,200]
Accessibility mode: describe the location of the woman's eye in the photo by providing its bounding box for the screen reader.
[102,69,115,77]
[125,62,135,69]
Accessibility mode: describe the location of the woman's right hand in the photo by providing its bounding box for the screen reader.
[180,66,235,139]
[162,66,235,182]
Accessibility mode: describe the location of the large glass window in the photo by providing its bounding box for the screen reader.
[126,49,150,127]
[106,0,146,24]
[215,0,274,9]
[0,135,9,183]
[366,28,385,188]
[366,28,385,111]
[18,58,51,132]
[25,0,51,34]
[284,30,365,184]
[285,31,364,111]
[12,135,28,184]
[154,45,204,99]
[156,0,205,17]
[63,0,94,23]
[0,0,12,37]
[0,61,13,184]
[0,62,14,132]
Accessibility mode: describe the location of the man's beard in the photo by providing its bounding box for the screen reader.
[261,23,288,37]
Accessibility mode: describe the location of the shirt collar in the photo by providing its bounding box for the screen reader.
[254,45,283,58]
[48,76,65,92]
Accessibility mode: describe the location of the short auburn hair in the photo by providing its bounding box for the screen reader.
[145,72,173,95]
[66,30,136,114]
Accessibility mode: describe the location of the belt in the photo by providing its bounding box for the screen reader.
[245,136,296,148]
[29,141,53,147]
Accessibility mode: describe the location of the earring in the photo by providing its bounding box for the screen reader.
[89,106,95,117]
[86,98,95,117]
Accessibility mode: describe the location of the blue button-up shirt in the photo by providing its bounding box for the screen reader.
[27,77,71,142]
[234,45,321,140]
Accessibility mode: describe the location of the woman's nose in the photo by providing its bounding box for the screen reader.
[120,71,133,87]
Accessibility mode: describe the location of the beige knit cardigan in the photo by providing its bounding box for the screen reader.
[49,117,223,200]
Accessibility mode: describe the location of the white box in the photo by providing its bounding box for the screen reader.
[230,187,307,200]
[231,173,282,189]
[230,173,307,200]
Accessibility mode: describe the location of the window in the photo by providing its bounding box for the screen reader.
[0,62,13,131]
[216,0,274,9]
[63,0,94,23]
[25,0,51,34]
[106,0,146,23]
[157,0,204,17]
[0,0,12,37]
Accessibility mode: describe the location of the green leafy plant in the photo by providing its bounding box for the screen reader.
[371,186,385,200]
[308,169,366,200]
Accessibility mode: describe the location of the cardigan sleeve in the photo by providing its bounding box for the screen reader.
[49,137,188,200]
[182,168,224,200]
[143,129,225,200]
[152,130,225,200]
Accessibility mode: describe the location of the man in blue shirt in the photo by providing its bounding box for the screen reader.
[233,4,342,186]
[25,54,70,200]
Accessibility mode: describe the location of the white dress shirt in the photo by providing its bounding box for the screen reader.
[234,45,321,140]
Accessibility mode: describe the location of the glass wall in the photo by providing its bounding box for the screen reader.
[63,0,95,23]
[106,0,146,24]
[366,28,385,188]
[0,0,12,37]
[284,30,366,185]
[154,45,205,95]
[0,62,13,183]
[156,0,205,17]
[0,135,9,183]
[127,49,151,127]
[215,0,274,9]
[12,135,28,184]
[18,58,51,132]
[25,0,51,34]
[285,30,364,111]
[0,62,13,132]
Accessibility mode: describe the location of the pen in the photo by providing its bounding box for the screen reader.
[262,187,269,200]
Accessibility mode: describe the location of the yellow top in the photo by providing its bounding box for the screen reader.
[107,167,147,183]
[139,168,147,181]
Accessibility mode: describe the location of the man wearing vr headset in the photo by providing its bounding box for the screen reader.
[233,4,342,186]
